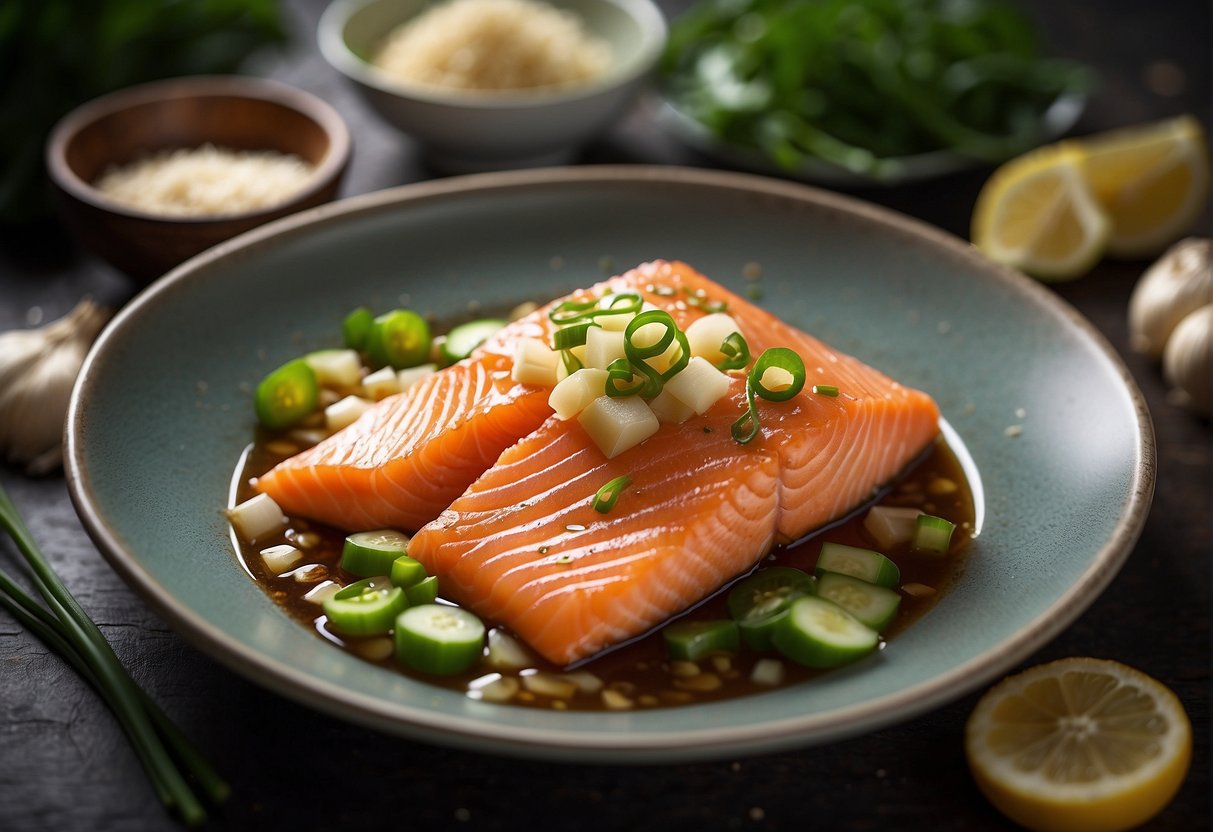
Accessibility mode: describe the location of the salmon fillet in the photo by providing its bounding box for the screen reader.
[406,261,941,666]
[253,307,556,530]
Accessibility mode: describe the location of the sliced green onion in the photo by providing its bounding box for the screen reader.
[663,619,740,661]
[731,347,807,444]
[404,574,439,606]
[342,306,374,350]
[622,310,690,396]
[560,349,584,376]
[716,331,750,371]
[366,309,431,370]
[684,286,728,313]
[647,283,677,297]
[605,358,647,397]
[913,514,956,554]
[813,384,840,397]
[751,348,807,401]
[592,475,632,513]
[395,604,485,675]
[552,322,596,351]
[440,318,505,365]
[340,530,410,578]
[254,359,319,430]
[323,577,406,636]
[548,292,643,325]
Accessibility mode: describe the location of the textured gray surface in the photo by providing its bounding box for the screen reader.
[1,0,1208,829]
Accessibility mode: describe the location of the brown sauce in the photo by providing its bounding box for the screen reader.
[231,428,976,711]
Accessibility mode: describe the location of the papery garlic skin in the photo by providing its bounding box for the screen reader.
[1128,237,1211,359]
[1162,305,1211,417]
[0,299,110,474]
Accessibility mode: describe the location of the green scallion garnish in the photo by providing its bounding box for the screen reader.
[552,322,595,351]
[0,483,227,825]
[548,292,643,326]
[593,475,632,513]
[716,331,750,371]
[812,384,840,397]
[731,347,807,444]
[605,358,647,397]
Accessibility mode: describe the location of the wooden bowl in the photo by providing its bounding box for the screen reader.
[47,75,351,283]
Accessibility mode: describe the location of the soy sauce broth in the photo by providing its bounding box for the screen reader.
[231,429,976,712]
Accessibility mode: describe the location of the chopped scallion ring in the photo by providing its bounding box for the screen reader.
[813,384,840,396]
[548,292,643,325]
[716,331,750,371]
[254,359,319,430]
[342,306,373,351]
[731,347,807,444]
[593,475,632,513]
[552,322,596,351]
[605,358,647,397]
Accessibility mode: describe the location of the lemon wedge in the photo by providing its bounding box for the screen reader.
[1078,115,1210,258]
[972,144,1111,280]
[965,658,1191,832]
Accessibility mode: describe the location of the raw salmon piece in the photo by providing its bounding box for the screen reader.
[253,303,559,530]
[407,260,940,665]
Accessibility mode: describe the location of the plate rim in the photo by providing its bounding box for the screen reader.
[64,165,1155,762]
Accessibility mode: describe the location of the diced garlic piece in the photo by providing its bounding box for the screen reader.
[863,506,924,550]
[485,629,534,671]
[397,363,437,391]
[226,493,287,542]
[648,388,695,424]
[601,689,634,710]
[685,313,743,364]
[325,395,372,431]
[304,349,363,388]
[577,395,659,459]
[664,356,731,415]
[521,672,578,699]
[470,674,521,703]
[585,326,626,369]
[549,368,609,419]
[750,658,785,686]
[260,543,302,575]
[303,580,342,605]
[561,670,604,695]
[759,365,795,392]
[511,338,559,386]
[290,563,328,583]
[361,366,400,400]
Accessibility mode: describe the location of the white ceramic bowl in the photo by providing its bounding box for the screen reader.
[318,0,667,172]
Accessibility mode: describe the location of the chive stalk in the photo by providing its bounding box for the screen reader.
[593,475,632,513]
[0,483,226,825]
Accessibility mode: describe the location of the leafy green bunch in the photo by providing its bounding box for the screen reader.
[661,0,1095,179]
[0,0,286,224]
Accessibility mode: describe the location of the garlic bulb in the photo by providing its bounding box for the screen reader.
[1162,305,1211,417]
[1127,237,1211,359]
[0,299,111,475]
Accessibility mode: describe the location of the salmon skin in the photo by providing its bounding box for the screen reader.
[405,261,941,666]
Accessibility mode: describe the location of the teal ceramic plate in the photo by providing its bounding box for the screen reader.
[66,167,1152,762]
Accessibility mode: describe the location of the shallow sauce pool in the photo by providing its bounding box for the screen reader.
[231,428,976,712]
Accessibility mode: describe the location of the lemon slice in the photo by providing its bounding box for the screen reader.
[1078,115,1210,258]
[965,658,1192,832]
[972,145,1111,280]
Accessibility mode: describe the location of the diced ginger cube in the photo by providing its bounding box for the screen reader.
[304,349,363,388]
[397,363,437,391]
[260,543,302,575]
[325,395,372,431]
[361,366,400,400]
[585,327,626,369]
[685,313,743,365]
[226,493,287,542]
[663,356,731,415]
[511,338,559,386]
[863,506,924,550]
[648,388,695,424]
[549,368,609,419]
[577,395,659,459]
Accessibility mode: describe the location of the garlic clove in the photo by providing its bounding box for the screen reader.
[1162,304,1212,417]
[0,299,111,474]
[1127,237,1211,359]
